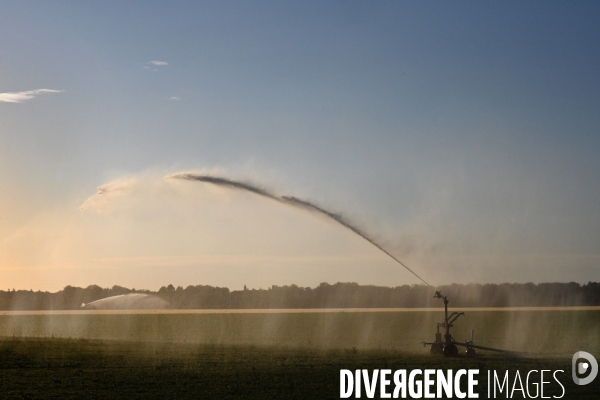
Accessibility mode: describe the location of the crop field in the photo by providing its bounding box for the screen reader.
[1,309,598,398]
[1,338,598,399]
[1,308,598,355]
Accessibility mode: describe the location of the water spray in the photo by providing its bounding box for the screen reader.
[173,174,281,201]
[91,172,524,357]
[167,173,431,286]
[282,196,430,286]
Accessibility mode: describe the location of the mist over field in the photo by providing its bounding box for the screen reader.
[1,281,598,356]
[2,308,598,357]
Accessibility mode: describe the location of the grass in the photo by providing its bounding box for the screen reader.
[1,337,598,399]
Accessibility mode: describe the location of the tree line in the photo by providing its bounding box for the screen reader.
[0,281,598,310]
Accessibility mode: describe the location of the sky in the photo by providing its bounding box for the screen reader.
[1,1,599,291]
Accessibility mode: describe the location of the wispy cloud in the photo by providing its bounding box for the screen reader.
[167,96,181,101]
[0,89,63,103]
[149,60,168,66]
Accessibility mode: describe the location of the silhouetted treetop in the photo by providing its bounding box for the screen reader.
[0,281,597,310]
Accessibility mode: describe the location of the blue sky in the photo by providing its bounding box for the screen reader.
[1,1,599,291]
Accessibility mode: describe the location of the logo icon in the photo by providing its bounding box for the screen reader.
[572,351,598,385]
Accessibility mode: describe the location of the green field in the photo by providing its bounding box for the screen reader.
[1,309,598,398]
[1,338,598,399]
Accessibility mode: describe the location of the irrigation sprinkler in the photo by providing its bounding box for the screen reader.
[422,291,518,357]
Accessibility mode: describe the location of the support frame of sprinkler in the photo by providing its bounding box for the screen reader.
[422,291,519,357]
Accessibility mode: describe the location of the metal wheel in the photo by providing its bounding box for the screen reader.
[443,344,458,357]
[430,343,444,355]
[466,347,476,356]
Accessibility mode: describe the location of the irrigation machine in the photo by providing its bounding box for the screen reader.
[422,291,517,357]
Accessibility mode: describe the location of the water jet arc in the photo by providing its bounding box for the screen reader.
[282,196,430,287]
[168,173,431,286]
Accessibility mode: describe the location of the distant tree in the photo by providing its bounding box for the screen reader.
[0,281,598,310]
